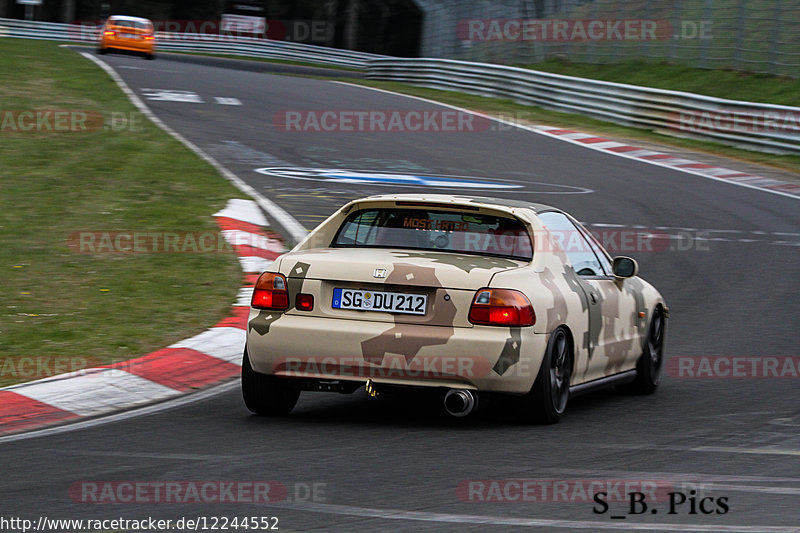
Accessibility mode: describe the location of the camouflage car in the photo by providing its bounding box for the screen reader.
[243,194,667,423]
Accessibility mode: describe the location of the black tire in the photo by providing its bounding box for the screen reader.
[98,47,108,55]
[145,53,155,60]
[241,348,300,415]
[523,327,572,424]
[627,306,666,395]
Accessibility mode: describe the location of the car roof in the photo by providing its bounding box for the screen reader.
[354,193,557,214]
[107,15,152,24]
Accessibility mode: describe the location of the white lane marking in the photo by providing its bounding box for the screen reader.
[277,501,799,532]
[46,449,239,460]
[701,483,800,495]
[480,465,800,496]
[214,97,242,105]
[12,370,181,417]
[593,442,800,458]
[694,446,800,457]
[80,51,308,244]
[0,381,239,444]
[518,466,800,484]
[255,166,591,194]
[141,88,204,103]
[118,65,145,70]
[337,82,800,202]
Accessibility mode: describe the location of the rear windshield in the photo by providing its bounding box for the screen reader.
[109,19,151,31]
[332,208,532,260]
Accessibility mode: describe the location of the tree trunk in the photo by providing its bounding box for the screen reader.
[61,0,75,23]
[343,0,358,50]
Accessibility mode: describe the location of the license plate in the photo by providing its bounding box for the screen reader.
[121,33,139,39]
[332,288,427,315]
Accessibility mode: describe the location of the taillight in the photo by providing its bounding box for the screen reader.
[251,272,289,310]
[103,30,115,36]
[295,293,314,311]
[144,35,154,40]
[468,288,535,327]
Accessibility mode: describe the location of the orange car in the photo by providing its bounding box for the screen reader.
[98,16,156,59]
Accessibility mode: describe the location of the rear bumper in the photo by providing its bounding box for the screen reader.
[101,38,154,52]
[246,310,546,394]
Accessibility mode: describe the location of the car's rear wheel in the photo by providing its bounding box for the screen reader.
[626,306,666,394]
[523,327,572,424]
[241,348,300,415]
[98,47,107,55]
[145,52,155,60]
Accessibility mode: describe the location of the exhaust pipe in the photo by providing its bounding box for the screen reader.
[444,389,477,417]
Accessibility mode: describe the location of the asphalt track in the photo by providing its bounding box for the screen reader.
[1,50,799,532]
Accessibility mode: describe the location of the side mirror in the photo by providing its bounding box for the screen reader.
[612,256,638,278]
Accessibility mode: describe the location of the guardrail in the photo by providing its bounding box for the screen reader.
[3,17,797,154]
[0,18,385,69]
[366,58,800,155]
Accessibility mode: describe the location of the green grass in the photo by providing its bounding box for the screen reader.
[517,58,800,107]
[345,79,800,174]
[0,39,243,387]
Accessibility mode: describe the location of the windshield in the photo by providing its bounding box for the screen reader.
[332,208,532,260]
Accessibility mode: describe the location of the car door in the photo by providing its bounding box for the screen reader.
[538,212,640,383]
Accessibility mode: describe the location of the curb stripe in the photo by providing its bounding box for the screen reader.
[0,391,78,432]
[168,327,246,366]
[231,244,281,259]
[238,256,275,274]
[221,228,285,252]
[606,145,641,153]
[534,126,800,199]
[213,198,269,226]
[12,370,182,418]
[215,217,268,235]
[106,348,240,392]
[215,307,250,330]
[235,286,255,307]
